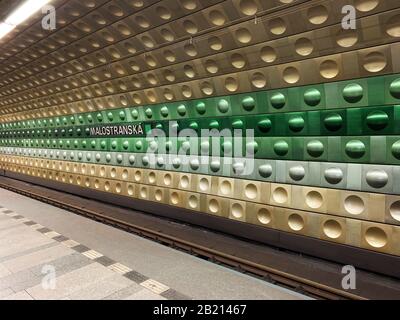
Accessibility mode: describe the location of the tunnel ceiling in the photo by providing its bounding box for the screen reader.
[0,0,396,122]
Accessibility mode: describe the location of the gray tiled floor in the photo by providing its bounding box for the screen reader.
[0,188,309,300]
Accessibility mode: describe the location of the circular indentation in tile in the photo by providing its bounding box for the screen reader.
[389,201,400,222]
[184,44,197,57]
[283,67,300,84]
[209,10,225,25]
[117,24,131,36]
[115,183,122,194]
[183,19,198,34]
[245,183,258,200]
[273,187,288,204]
[320,60,339,79]
[363,52,387,73]
[108,5,124,17]
[165,89,177,101]
[104,182,111,192]
[140,187,147,198]
[344,195,365,215]
[336,29,358,47]
[184,65,196,78]
[386,15,400,37]
[288,214,304,231]
[155,189,163,202]
[323,220,342,239]
[295,37,313,56]
[121,170,129,180]
[231,203,244,219]
[160,28,175,41]
[236,28,252,44]
[181,85,192,98]
[225,77,239,92]
[100,167,106,177]
[164,174,172,186]
[366,170,388,188]
[220,180,232,195]
[127,185,134,196]
[269,18,286,35]
[251,72,267,88]
[148,172,156,184]
[365,227,387,248]
[257,208,272,225]
[201,82,214,95]
[171,192,180,205]
[136,15,150,28]
[181,0,197,10]
[180,175,190,189]
[260,46,276,63]
[188,195,198,209]
[306,191,323,209]
[355,0,379,12]
[231,53,246,69]
[134,170,142,182]
[239,0,258,15]
[156,6,171,20]
[199,178,210,192]
[110,168,117,178]
[307,5,328,24]
[209,199,220,213]
[205,59,218,74]
[208,36,223,51]
[324,168,344,185]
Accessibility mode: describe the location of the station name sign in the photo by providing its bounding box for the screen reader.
[89,123,145,137]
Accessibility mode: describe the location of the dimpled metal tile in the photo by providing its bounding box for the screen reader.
[1,0,400,258]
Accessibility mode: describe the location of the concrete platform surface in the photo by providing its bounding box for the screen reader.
[0,188,308,300]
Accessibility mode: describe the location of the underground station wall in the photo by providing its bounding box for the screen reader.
[1,0,400,276]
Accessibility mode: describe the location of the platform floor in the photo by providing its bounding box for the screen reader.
[0,187,308,300]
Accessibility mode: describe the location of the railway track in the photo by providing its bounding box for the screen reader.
[0,177,372,300]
